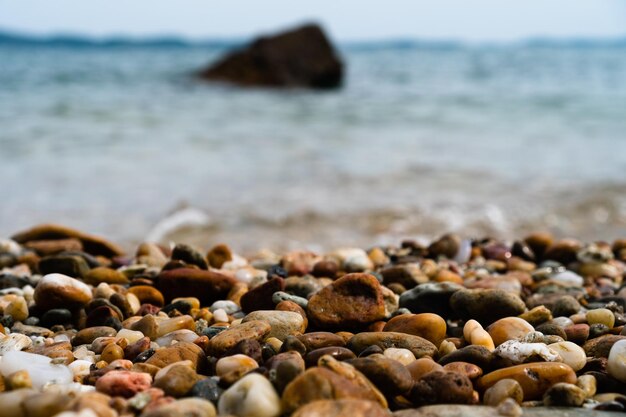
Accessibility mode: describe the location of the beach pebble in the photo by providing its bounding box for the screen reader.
[141,398,216,417]
[383,313,446,346]
[576,374,597,398]
[241,277,285,312]
[154,361,200,397]
[95,370,151,397]
[348,332,437,359]
[156,268,236,305]
[218,373,281,417]
[463,319,495,351]
[587,308,615,329]
[216,354,258,377]
[399,282,462,317]
[243,310,306,341]
[329,248,373,272]
[33,273,92,311]
[0,333,32,354]
[478,362,576,400]
[483,378,523,406]
[409,371,474,406]
[0,350,73,389]
[291,399,389,417]
[208,320,271,357]
[146,341,208,372]
[543,382,586,407]
[347,355,413,396]
[487,317,534,346]
[307,273,386,329]
[450,289,526,325]
[383,347,416,365]
[607,339,626,382]
[547,341,586,371]
[494,340,561,365]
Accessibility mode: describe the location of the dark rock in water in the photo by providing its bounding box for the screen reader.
[197,23,343,89]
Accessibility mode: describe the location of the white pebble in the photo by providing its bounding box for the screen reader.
[213,308,229,323]
[116,328,144,344]
[0,350,73,389]
[607,339,626,383]
[495,340,561,364]
[548,341,587,371]
[383,348,416,365]
[218,373,281,417]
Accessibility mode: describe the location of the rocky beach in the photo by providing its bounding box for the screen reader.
[0,224,625,417]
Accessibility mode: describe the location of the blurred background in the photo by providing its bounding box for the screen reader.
[1,1,626,252]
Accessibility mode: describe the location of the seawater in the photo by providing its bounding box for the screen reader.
[2,42,626,251]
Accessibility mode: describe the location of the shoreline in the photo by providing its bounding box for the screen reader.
[0,224,625,416]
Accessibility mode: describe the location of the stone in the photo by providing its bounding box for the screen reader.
[519,306,553,326]
[442,362,483,380]
[33,273,92,311]
[583,334,626,358]
[241,277,285,313]
[564,323,589,344]
[216,354,259,377]
[428,234,461,259]
[5,370,32,390]
[189,378,222,404]
[296,332,346,351]
[551,296,581,317]
[153,362,200,397]
[348,332,437,359]
[155,268,236,305]
[127,286,164,307]
[395,405,620,417]
[24,237,83,255]
[208,320,271,357]
[12,223,124,257]
[547,341,586,371]
[281,364,386,414]
[438,345,493,370]
[399,282,462,317]
[266,350,306,393]
[145,342,208,372]
[380,264,426,289]
[607,339,626,383]
[292,399,390,417]
[347,355,414,396]
[38,254,91,278]
[409,371,474,405]
[73,326,117,345]
[171,243,208,269]
[487,317,534,346]
[587,308,615,329]
[141,398,216,417]
[307,273,386,329]
[0,333,32,354]
[383,313,446,346]
[450,289,526,325]
[494,340,560,365]
[84,267,129,285]
[206,243,233,268]
[463,319,495,351]
[218,373,281,417]
[576,374,596,398]
[198,24,343,90]
[477,362,576,400]
[543,382,586,407]
[305,347,356,367]
[95,370,152,397]
[4,296,28,322]
[383,347,416,365]
[483,378,523,406]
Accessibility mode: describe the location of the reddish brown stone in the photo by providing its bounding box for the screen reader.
[240,277,285,313]
[155,268,236,305]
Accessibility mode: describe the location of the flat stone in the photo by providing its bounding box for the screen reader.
[348,332,437,359]
[450,289,526,326]
[208,320,271,357]
[347,355,413,396]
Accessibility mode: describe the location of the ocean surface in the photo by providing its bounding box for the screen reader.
[2,39,626,252]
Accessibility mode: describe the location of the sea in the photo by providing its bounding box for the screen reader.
[2,36,626,252]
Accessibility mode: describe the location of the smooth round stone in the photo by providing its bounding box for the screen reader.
[487,317,534,346]
[189,378,223,404]
[154,362,201,397]
[552,296,581,317]
[210,300,240,314]
[33,273,92,311]
[439,345,493,370]
[443,362,483,380]
[547,341,587,371]
[208,320,271,357]
[450,289,526,325]
[464,319,495,351]
[116,329,144,344]
[101,343,125,363]
[347,355,413,396]
[406,357,444,381]
[68,360,93,379]
[494,340,560,365]
[83,267,129,285]
[587,308,615,329]
[40,308,73,327]
[551,271,584,286]
[409,370,474,406]
[483,378,523,406]
[73,326,117,345]
[576,374,597,398]
[146,342,208,373]
[155,329,198,347]
[4,297,28,322]
[564,324,590,344]
[383,347,416,365]
[213,308,229,323]
[518,306,552,326]
[291,399,389,417]
[218,373,281,417]
[216,354,259,377]
[583,334,626,358]
[305,347,355,367]
[307,273,386,329]
[272,291,308,309]
[607,339,626,383]
[383,313,446,346]
[242,311,306,341]
[478,362,576,400]
[95,370,151,398]
[141,398,216,417]
[0,350,73,389]
[348,332,437,359]
[399,282,463,317]
[543,382,586,407]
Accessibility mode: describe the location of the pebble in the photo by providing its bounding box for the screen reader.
[348,355,414,396]
[215,354,258,377]
[450,289,526,325]
[587,308,615,329]
[487,317,534,346]
[607,339,626,382]
[307,273,386,329]
[208,320,271,357]
[155,268,236,305]
[483,378,523,406]
[543,382,586,407]
[95,370,151,397]
[478,362,576,400]
[409,371,474,406]
[141,398,216,417]
[292,399,390,417]
[547,341,587,371]
[494,340,561,365]
[383,347,416,365]
[0,350,73,389]
[153,362,200,397]
[242,310,306,341]
[33,273,92,311]
[348,332,437,359]
[218,373,281,417]
[383,313,446,346]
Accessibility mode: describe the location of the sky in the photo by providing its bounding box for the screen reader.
[1,0,625,42]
